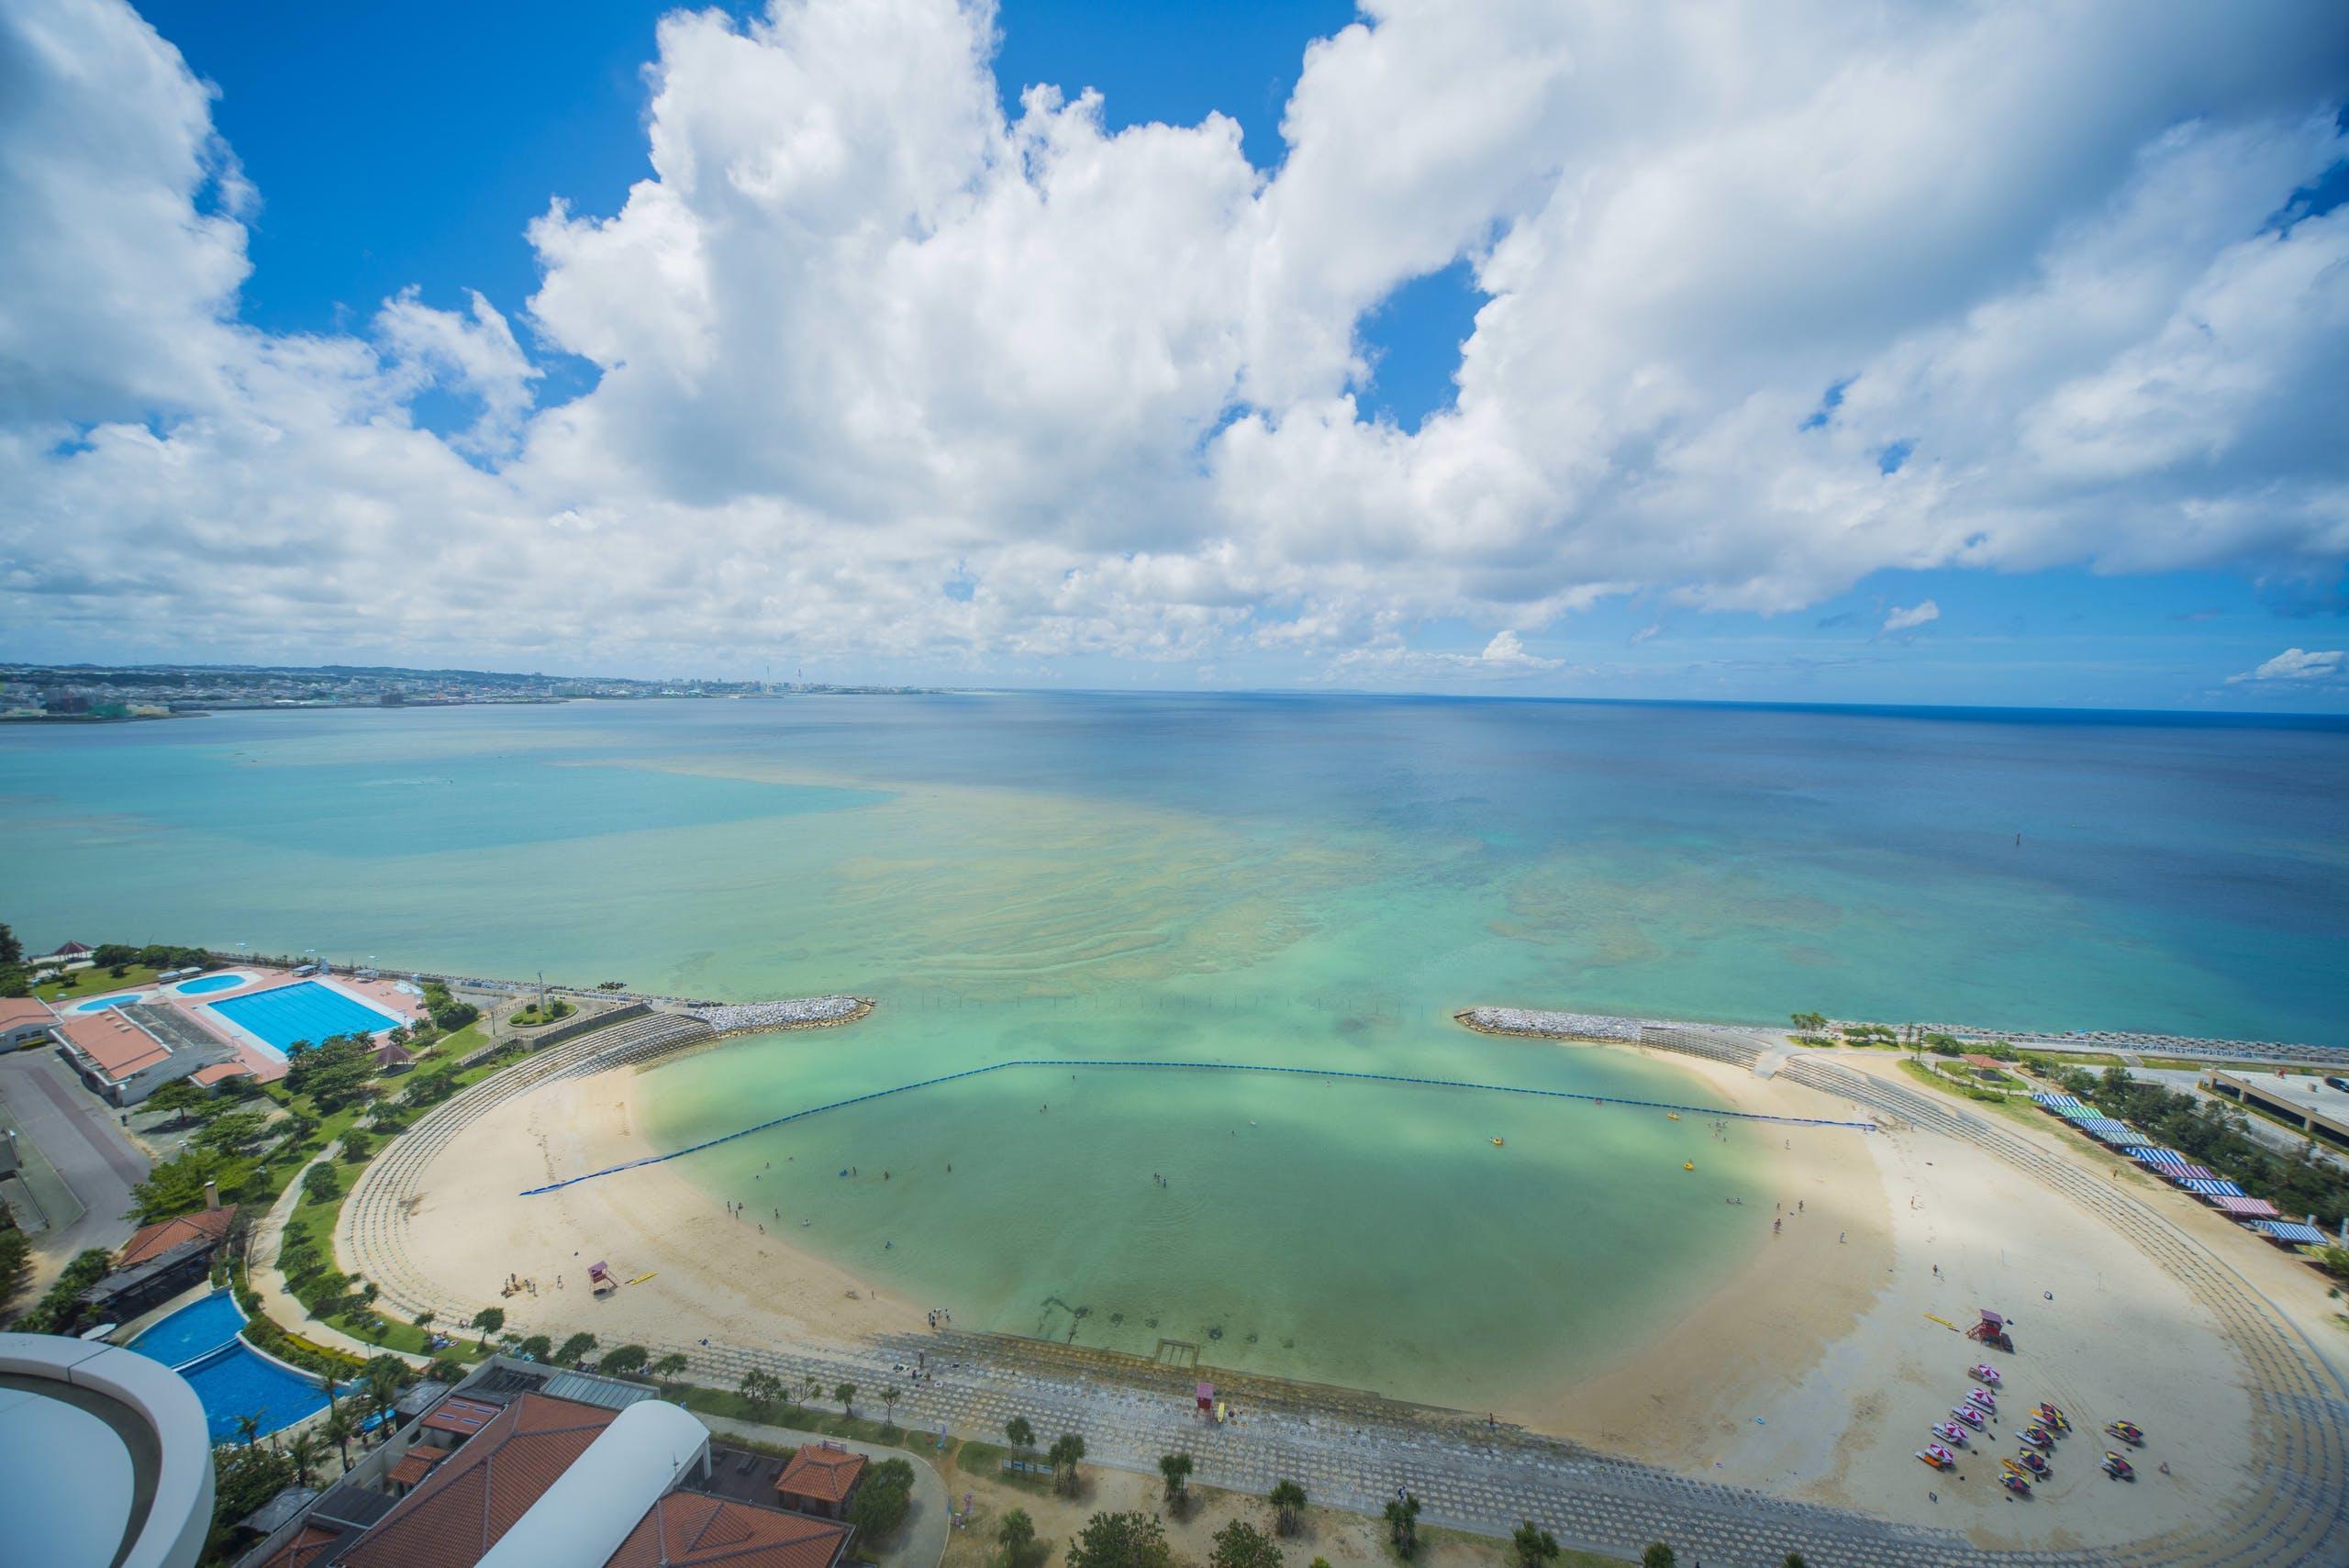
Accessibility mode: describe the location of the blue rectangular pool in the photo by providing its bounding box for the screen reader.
[204,980,400,1053]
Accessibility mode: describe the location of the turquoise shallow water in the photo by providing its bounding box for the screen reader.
[4,695,2343,1402]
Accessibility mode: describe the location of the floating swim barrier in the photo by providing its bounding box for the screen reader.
[518,1057,1877,1195]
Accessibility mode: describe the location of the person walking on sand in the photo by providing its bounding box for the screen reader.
[1774,1218,1782,1235]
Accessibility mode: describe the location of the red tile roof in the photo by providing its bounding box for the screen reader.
[193,1062,255,1086]
[608,1493,849,1568]
[774,1445,865,1506]
[0,995,53,1029]
[417,1395,505,1439]
[58,1011,172,1081]
[117,1205,238,1268]
[390,1445,453,1488]
[340,1394,619,1568]
[256,1521,344,1568]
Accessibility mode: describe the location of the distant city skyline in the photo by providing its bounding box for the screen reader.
[3,0,2345,708]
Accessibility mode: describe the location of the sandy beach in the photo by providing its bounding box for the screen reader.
[397,1035,2277,1550]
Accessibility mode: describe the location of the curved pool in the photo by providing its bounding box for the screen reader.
[173,973,248,995]
[127,1290,335,1441]
[73,993,148,1013]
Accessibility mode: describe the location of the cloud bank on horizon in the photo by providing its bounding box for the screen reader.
[3,0,2346,696]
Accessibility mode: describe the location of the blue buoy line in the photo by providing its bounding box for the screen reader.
[519,1057,1876,1195]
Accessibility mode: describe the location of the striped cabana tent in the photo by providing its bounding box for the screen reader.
[2172,1162,2218,1181]
[2182,1177,2249,1198]
[2056,1106,2103,1122]
[2033,1094,2087,1110]
[2075,1118,2134,1141]
[2132,1148,2192,1172]
[2255,1219,2330,1246]
[2214,1195,2282,1219]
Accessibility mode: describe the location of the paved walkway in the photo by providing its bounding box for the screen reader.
[247,1139,430,1365]
[700,1417,951,1568]
[343,1026,2349,1568]
[0,1046,150,1297]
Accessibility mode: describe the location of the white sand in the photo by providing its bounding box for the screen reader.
[395,1040,2293,1549]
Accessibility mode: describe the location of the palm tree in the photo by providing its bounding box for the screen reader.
[1268,1480,1307,1536]
[1781,1556,1808,1568]
[833,1381,856,1417]
[360,1360,406,1438]
[1512,1521,1560,1568]
[997,1507,1038,1568]
[1384,1496,1420,1558]
[880,1385,901,1429]
[321,1406,358,1471]
[806,1374,825,1404]
[284,1429,324,1488]
[234,1411,262,1448]
[412,1309,435,1330]
[1158,1451,1193,1511]
[1005,1415,1036,1454]
[1047,1432,1086,1496]
[649,1351,689,1379]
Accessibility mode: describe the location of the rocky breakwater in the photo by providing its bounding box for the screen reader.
[683,995,873,1035]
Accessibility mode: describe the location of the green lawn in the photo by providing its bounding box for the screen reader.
[662,1382,917,1446]
[252,1017,541,1360]
[37,964,164,1000]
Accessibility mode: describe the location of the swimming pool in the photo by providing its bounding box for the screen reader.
[173,973,248,995]
[73,992,148,1012]
[127,1290,334,1440]
[203,980,400,1052]
[126,1288,244,1366]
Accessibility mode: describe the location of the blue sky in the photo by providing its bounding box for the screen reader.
[5,0,2347,708]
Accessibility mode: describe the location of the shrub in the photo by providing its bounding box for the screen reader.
[846,1456,916,1542]
[1065,1511,1171,1568]
[15,1247,113,1334]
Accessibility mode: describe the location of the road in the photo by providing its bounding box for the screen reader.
[2135,1067,2347,1173]
[0,1046,151,1300]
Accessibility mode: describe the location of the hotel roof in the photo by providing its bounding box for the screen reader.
[417,1394,507,1439]
[390,1446,453,1488]
[607,1492,850,1568]
[340,1393,620,1568]
[117,1205,238,1268]
[0,995,53,1029]
[774,1444,865,1506]
[57,1009,173,1081]
[256,1521,350,1568]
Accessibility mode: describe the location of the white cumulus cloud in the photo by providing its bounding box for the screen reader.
[2228,647,2346,684]
[1881,600,1941,635]
[2,0,2346,684]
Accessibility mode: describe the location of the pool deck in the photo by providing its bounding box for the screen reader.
[42,968,426,1088]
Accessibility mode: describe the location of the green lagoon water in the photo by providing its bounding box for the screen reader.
[3,695,2343,1405]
